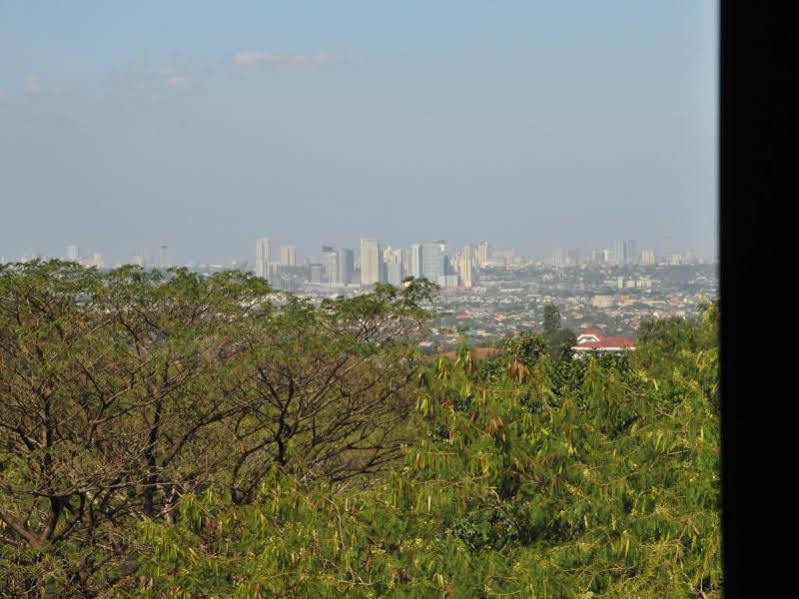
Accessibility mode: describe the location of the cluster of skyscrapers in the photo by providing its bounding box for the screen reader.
[256,237,493,289]
[552,240,656,267]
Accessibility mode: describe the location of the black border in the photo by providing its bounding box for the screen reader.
[720,3,793,595]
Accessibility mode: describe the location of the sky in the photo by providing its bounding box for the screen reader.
[0,1,718,265]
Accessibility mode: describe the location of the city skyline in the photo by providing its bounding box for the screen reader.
[0,234,714,271]
[1,2,717,265]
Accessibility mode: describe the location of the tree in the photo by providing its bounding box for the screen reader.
[222,279,437,503]
[541,303,577,360]
[543,303,562,339]
[0,263,436,595]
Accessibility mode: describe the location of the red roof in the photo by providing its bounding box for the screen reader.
[574,332,636,351]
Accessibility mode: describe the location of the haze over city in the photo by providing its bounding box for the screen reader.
[1,1,717,265]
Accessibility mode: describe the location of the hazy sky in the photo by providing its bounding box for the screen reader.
[1,1,717,265]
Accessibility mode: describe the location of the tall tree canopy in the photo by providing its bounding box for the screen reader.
[0,262,720,597]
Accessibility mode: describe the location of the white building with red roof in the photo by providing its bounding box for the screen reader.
[572,330,636,357]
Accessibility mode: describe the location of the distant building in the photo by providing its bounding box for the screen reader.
[66,245,79,262]
[567,248,581,266]
[280,245,296,267]
[360,239,383,285]
[421,242,446,282]
[337,248,354,285]
[624,240,638,266]
[409,243,423,278]
[641,249,656,266]
[438,274,459,288]
[324,250,339,284]
[309,263,323,284]
[591,295,614,308]
[590,248,605,265]
[384,248,403,286]
[256,238,272,278]
[456,245,475,288]
[612,240,624,266]
[476,241,491,267]
[551,247,565,267]
[572,330,636,356]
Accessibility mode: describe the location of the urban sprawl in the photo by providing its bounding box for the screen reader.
[6,239,718,352]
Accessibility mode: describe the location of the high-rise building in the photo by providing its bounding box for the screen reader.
[360,239,383,286]
[567,249,581,266]
[624,240,638,266]
[456,245,475,288]
[66,245,79,262]
[552,247,565,267]
[640,249,656,266]
[386,262,402,286]
[409,243,423,278]
[611,240,624,266]
[280,245,296,266]
[384,248,404,286]
[324,250,339,284]
[337,248,354,285]
[476,241,491,267]
[309,263,323,283]
[256,238,272,278]
[421,242,446,282]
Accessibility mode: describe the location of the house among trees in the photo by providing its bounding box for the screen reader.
[572,330,636,356]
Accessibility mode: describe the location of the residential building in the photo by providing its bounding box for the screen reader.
[641,249,656,266]
[624,240,638,266]
[360,239,383,285]
[324,250,339,284]
[476,241,491,266]
[409,243,423,278]
[551,247,565,267]
[280,245,296,266]
[337,248,354,285]
[384,247,403,286]
[256,238,272,278]
[421,242,446,282]
[572,330,636,356]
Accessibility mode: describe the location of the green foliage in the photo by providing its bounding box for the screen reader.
[0,263,720,597]
[540,303,578,361]
[129,311,721,598]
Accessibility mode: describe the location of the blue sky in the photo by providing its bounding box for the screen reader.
[0,1,717,265]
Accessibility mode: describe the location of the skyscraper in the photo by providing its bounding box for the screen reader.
[66,245,79,262]
[360,239,383,286]
[641,249,656,266]
[409,243,423,278]
[280,245,296,266]
[309,263,323,283]
[384,248,404,286]
[456,245,475,288]
[476,241,491,267]
[567,249,581,266]
[551,247,565,267]
[421,242,446,282]
[624,240,638,266]
[256,238,272,278]
[324,250,339,285]
[612,240,624,266]
[337,248,354,285]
